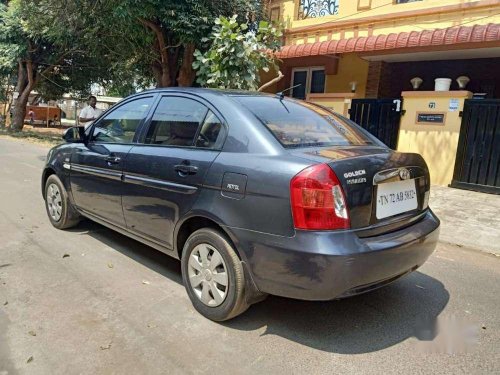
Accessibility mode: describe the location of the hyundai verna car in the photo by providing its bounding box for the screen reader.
[42,88,440,321]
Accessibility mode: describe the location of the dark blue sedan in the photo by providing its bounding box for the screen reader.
[42,88,440,321]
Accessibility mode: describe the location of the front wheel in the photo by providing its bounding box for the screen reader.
[181,228,249,321]
[44,174,81,229]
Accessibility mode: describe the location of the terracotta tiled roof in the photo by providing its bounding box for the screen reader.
[276,23,500,59]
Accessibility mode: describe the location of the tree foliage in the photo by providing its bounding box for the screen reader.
[0,0,121,130]
[104,0,267,88]
[0,0,275,130]
[193,15,282,91]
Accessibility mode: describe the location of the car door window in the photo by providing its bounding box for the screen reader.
[91,97,154,143]
[146,97,209,147]
[195,110,224,149]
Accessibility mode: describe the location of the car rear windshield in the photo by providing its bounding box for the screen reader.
[235,96,374,148]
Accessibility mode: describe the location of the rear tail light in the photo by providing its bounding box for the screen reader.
[290,164,350,230]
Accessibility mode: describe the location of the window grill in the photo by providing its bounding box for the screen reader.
[298,0,340,19]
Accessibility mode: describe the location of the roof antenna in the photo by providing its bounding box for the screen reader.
[276,84,301,100]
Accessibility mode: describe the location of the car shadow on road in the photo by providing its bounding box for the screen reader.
[69,220,449,355]
[68,220,183,285]
[224,271,449,354]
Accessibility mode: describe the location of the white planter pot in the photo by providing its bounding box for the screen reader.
[435,78,452,91]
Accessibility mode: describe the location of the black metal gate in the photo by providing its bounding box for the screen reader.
[451,99,500,194]
[349,98,402,149]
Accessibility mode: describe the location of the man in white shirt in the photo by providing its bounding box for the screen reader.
[79,95,102,129]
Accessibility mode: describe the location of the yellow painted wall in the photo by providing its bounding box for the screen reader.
[274,0,500,44]
[397,91,473,186]
[263,1,500,100]
[260,54,367,97]
[325,54,368,97]
[306,93,355,116]
[265,1,500,98]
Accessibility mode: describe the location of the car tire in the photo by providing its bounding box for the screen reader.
[44,174,81,229]
[181,228,249,321]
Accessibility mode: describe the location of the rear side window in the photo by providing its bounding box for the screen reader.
[236,96,374,148]
[195,111,224,149]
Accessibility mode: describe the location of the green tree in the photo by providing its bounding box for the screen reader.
[106,0,266,88]
[0,0,119,131]
[0,0,272,130]
[193,15,283,91]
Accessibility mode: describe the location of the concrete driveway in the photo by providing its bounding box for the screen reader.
[0,137,499,374]
[430,186,500,256]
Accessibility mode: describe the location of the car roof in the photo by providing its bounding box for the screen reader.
[132,87,276,98]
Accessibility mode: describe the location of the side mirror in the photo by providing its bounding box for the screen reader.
[62,126,86,143]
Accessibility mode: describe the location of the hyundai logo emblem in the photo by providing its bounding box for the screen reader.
[399,168,411,180]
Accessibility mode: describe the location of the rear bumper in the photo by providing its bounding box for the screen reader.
[229,210,440,301]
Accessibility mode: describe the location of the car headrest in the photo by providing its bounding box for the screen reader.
[170,122,198,139]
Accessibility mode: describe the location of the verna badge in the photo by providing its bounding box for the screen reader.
[399,168,411,180]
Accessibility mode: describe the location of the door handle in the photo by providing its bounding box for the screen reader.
[174,164,198,176]
[105,155,121,165]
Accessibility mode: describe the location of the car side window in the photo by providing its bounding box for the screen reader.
[195,110,223,149]
[91,97,154,143]
[146,96,220,148]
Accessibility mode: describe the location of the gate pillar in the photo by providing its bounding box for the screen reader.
[397,90,472,186]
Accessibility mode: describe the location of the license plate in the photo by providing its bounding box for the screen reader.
[376,179,418,219]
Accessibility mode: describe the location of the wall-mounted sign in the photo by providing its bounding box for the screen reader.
[416,112,446,125]
[428,102,436,109]
[449,98,459,112]
[393,99,401,112]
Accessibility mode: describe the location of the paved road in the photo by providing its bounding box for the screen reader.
[0,138,499,374]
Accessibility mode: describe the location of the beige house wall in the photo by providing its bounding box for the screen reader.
[397,90,473,186]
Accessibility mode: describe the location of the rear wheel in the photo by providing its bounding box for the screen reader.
[181,228,248,321]
[44,174,81,229]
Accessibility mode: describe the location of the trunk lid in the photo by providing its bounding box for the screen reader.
[290,146,431,232]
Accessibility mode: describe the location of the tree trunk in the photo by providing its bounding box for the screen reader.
[11,93,29,132]
[11,60,36,132]
[168,46,180,86]
[177,44,196,87]
[151,56,171,88]
[258,70,284,92]
[139,18,172,88]
[158,64,171,87]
